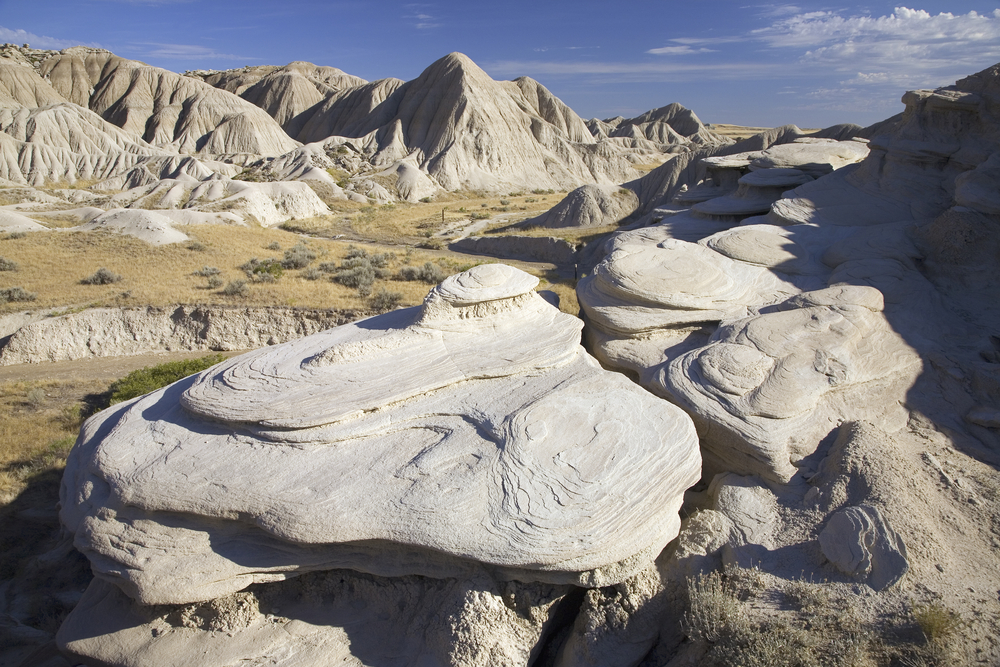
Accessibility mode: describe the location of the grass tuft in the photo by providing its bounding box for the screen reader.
[105,354,227,407]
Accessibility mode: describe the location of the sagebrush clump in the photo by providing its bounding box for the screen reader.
[368,288,403,312]
[81,267,122,285]
[240,257,283,283]
[281,242,317,269]
[0,257,17,271]
[221,279,248,297]
[0,286,36,303]
[397,262,446,284]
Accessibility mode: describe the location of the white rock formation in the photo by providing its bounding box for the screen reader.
[38,49,300,156]
[520,183,639,229]
[0,306,357,365]
[577,65,1000,485]
[587,104,730,148]
[189,61,367,136]
[59,267,700,629]
[818,504,909,591]
[329,53,650,192]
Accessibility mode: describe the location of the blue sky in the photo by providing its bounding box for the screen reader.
[2,1,999,128]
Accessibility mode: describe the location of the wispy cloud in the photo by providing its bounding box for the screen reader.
[0,26,97,50]
[130,42,256,60]
[403,4,441,29]
[751,4,803,18]
[646,45,717,55]
[534,46,601,53]
[486,59,785,83]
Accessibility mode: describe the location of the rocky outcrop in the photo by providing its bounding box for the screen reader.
[294,77,406,143]
[578,64,1000,488]
[329,53,648,192]
[591,103,730,148]
[38,49,299,156]
[0,305,358,364]
[520,183,639,229]
[0,59,71,108]
[193,62,365,123]
[57,265,700,665]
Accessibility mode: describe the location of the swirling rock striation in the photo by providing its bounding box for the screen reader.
[60,264,701,610]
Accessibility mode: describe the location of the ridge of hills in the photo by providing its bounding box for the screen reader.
[5,46,731,195]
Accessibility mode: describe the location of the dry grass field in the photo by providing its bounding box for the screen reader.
[0,192,589,318]
[287,189,567,244]
[0,379,96,505]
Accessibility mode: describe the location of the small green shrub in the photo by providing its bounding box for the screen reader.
[81,267,122,285]
[207,276,224,289]
[266,241,282,251]
[106,354,226,406]
[186,240,206,251]
[282,242,317,269]
[368,288,403,312]
[26,387,46,408]
[0,257,17,271]
[332,258,375,290]
[500,199,510,205]
[221,279,248,296]
[302,267,323,281]
[194,266,221,277]
[396,262,445,284]
[0,286,37,303]
[419,196,432,203]
[240,257,283,282]
[6,231,27,240]
[470,211,490,220]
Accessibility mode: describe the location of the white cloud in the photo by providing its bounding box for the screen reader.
[646,45,716,55]
[0,26,96,50]
[403,6,441,29]
[666,36,747,46]
[131,42,254,60]
[753,7,1000,72]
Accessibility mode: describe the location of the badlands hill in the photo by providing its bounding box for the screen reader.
[0,45,732,238]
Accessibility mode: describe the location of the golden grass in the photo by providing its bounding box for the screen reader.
[538,279,580,315]
[0,378,106,504]
[0,224,494,314]
[288,192,567,246]
[483,220,622,246]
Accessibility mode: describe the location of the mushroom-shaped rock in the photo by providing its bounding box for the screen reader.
[61,264,701,607]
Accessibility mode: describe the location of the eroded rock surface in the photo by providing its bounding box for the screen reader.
[57,264,700,665]
[578,66,1000,483]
